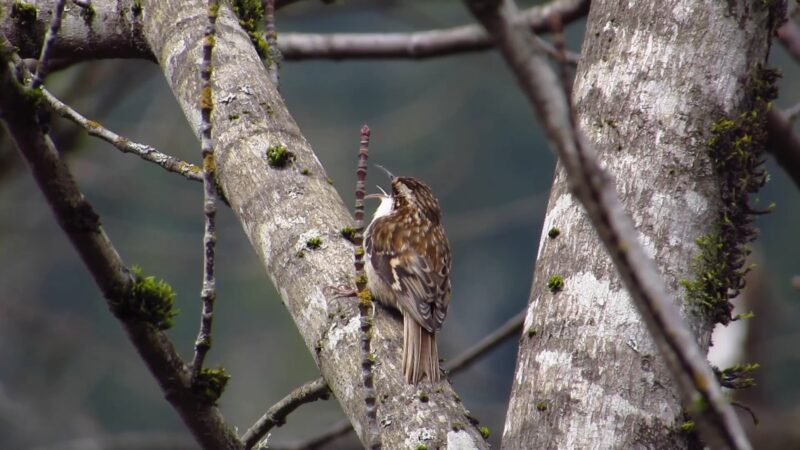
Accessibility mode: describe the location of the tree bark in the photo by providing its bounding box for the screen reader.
[138,1,488,448]
[503,1,775,449]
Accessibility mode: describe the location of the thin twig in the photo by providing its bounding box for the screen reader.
[464,0,751,448]
[241,377,330,450]
[263,0,282,89]
[31,0,67,89]
[41,89,203,182]
[353,125,381,449]
[278,0,588,61]
[191,0,221,380]
[0,32,241,450]
[444,309,525,374]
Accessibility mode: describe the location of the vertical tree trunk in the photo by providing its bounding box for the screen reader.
[503,1,776,448]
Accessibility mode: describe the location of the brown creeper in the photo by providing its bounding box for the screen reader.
[365,167,451,384]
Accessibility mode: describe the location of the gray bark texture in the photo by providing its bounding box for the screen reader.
[502,1,774,449]
[138,1,488,449]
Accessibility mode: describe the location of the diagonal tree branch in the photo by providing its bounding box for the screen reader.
[766,108,800,191]
[464,0,752,448]
[41,88,203,182]
[139,1,488,448]
[0,36,242,450]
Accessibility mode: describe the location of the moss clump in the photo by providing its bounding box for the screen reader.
[354,273,368,286]
[230,0,269,59]
[341,226,357,243]
[682,66,779,325]
[547,275,564,293]
[451,421,465,431]
[418,391,429,402]
[526,327,537,338]
[713,363,759,390]
[306,236,322,249]
[535,401,547,411]
[266,144,293,167]
[415,445,429,450]
[355,247,365,257]
[479,426,491,439]
[295,250,305,258]
[111,266,178,330]
[228,113,240,121]
[679,420,695,433]
[300,168,311,175]
[548,227,561,239]
[357,288,373,305]
[11,1,37,28]
[193,366,230,405]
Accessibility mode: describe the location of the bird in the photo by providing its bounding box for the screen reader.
[364,166,451,384]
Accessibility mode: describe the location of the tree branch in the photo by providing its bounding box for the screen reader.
[278,0,588,60]
[0,35,242,450]
[41,88,203,182]
[139,0,488,448]
[464,0,751,448]
[241,377,329,450]
[766,108,800,191]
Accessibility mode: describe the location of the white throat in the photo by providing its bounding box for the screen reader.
[372,195,394,220]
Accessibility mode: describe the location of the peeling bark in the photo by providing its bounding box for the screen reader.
[503,1,774,449]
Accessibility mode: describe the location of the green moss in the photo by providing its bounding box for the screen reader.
[230,0,268,58]
[295,250,305,258]
[228,113,240,121]
[547,275,564,293]
[536,401,547,411]
[679,420,695,433]
[682,66,779,325]
[713,363,759,390]
[479,426,491,439]
[79,3,95,24]
[20,85,44,108]
[354,273,368,286]
[415,445,429,450]
[266,144,293,167]
[11,1,37,28]
[355,247,365,257]
[547,227,560,239]
[341,226,357,243]
[526,327,537,338]
[193,366,230,405]
[418,391,429,402]
[306,236,322,249]
[131,0,142,16]
[300,168,311,175]
[451,421,464,431]
[111,266,178,330]
[357,288,373,304]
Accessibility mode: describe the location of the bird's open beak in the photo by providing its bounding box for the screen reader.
[374,164,395,179]
[365,185,389,199]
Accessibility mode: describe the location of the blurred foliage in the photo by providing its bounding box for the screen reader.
[0,1,799,449]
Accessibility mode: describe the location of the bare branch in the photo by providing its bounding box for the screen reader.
[41,89,203,182]
[444,309,525,374]
[190,0,221,382]
[31,0,66,89]
[241,377,329,450]
[278,0,588,60]
[263,0,282,89]
[0,34,242,450]
[464,0,751,448]
[766,108,800,191]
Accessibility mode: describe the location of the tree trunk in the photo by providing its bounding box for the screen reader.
[139,1,488,448]
[502,1,776,448]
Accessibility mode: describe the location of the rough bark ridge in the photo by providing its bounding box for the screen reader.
[140,1,488,448]
[503,1,773,449]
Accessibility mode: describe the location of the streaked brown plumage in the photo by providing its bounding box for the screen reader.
[364,174,451,384]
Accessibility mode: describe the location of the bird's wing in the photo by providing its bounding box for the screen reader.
[365,215,450,333]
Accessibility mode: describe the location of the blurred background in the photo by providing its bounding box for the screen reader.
[1,1,798,448]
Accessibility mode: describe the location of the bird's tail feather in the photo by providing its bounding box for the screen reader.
[403,316,439,384]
